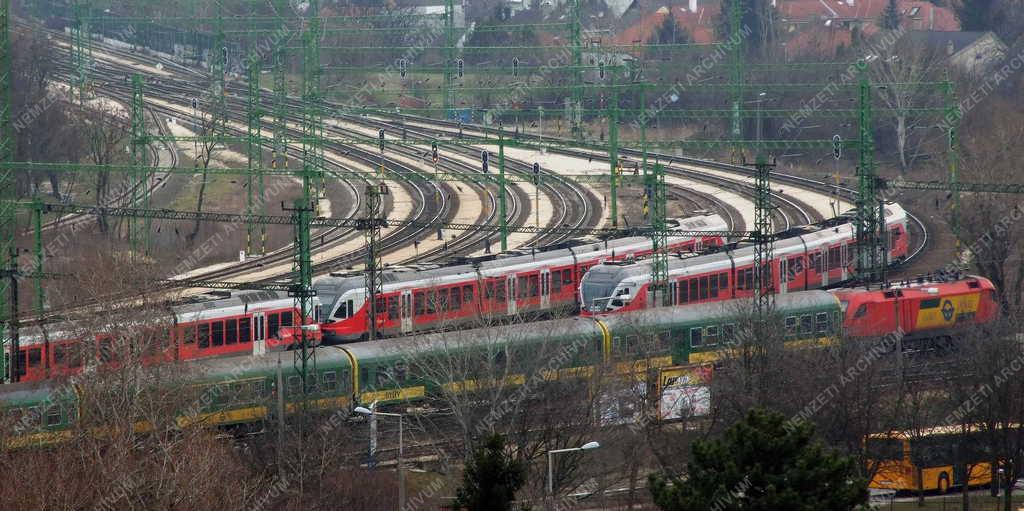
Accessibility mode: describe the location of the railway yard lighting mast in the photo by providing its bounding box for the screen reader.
[354,405,405,510]
[547,441,600,503]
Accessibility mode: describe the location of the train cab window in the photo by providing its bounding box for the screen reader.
[690,327,703,348]
[239,318,251,343]
[799,315,814,334]
[27,348,41,368]
[268,314,280,339]
[212,321,225,347]
[854,303,868,319]
[226,319,238,345]
[322,371,338,392]
[709,275,719,298]
[451,287,462,311]
[785,317,797,335]
[198,323,211,349]
[705,326,719,346]
[699,276,709,300]
[282,311,294,327]
[415,292,425,315]
[463,285,473,304]
[816,312,830,333]
[45,406,61,427]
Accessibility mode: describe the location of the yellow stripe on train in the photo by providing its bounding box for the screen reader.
[915,293,980,330]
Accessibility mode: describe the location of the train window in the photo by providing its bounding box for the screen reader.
[656,331,672,352]
[180,325,196,344]
[495,281,506,302]
[699,276,709,300]
[800,315,814,334]
[679,279,689,304]
[816,312,830,333]
[811,252,823,273]
[282,311,294,327]
[376,297,387,315]
[689,279,699,302]
[26,407,41,428]
[719,273,728,292]
[552,271,563,292]
[785,317,797,335]
[529,275,539,297]
[53,344,66,366]
[197,323,210,348]
[226,319,238,345]
[828,247,841,270]
[517,276,528,299]
[463,285,473,303]
[705,326,719,346]
[427,291,438,314]
[268,314,280,339]
[451,287,462,311]
[709,275,719,298]
[415,292,425,315]
[212,321,225,347]
[45,406,61,427]
[690,328,703,348]
[377,370,392,387]
[485,281,494,299]
[99,339,116,363]
[389,297,399,319]
[723,324,736,344]
[27,348,41,368]
[239,318,251,343]
[563,270,574,285]
[854,304,868,319]
[287,375,301,394]
[322,371,338,392]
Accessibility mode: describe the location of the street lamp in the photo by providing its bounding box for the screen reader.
[355,405,405,510]
[546,441,600,499]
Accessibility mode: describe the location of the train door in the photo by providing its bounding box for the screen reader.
[841,243,849,281]
[252,312,266,356]
[507,275,518,316]
[400,290,413,334]
[540,269,551,309]
[779,258,789,294]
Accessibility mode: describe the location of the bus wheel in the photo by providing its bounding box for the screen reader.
[937,473,950,494]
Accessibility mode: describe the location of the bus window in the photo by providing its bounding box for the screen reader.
[866,437,904,462]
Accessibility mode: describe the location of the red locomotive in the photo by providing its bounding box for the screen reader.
[835,274,999,340]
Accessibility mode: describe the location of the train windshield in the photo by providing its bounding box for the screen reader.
[580,270,622,312]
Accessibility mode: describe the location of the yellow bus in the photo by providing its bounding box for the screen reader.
[866,425,999,493]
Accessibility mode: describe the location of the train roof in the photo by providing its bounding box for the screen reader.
[583,203,906,286]
[315,213,728,308]
[831,274,994,301]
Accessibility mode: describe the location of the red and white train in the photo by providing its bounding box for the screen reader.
[579,202,910,315]
[8,290,321,382]
[316,213,730,342]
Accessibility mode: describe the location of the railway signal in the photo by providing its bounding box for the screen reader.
[431,141,438,163]
[833,134,842,160]
[598,60,606,80]
[457,59,464,79]
[533,162,540,183]
[481,150,489,173]
[378,129,385,153]
[399,58,407,78]
[512,57,519,78]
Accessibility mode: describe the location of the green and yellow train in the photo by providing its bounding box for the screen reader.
[0,292,842,447]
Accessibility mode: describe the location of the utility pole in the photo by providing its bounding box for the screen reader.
[499,134,508,251]
[361,183,388,341]
[608,72,619,228]
[129,74,149,257]
[856,69,884,284]
[246,55,265,256]
[5,246,17,382]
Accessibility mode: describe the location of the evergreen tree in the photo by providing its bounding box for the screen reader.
[716,0,772,55]
[454,434,527,511]
[955,0,996,31]
[649,409,868,511]
[882,0,901,30]
[648,12,691,45]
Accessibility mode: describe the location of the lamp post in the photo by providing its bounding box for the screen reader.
[355,405,405,510]
[546,441,600,502]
